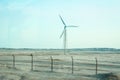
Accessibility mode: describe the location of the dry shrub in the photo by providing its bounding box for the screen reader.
[97,73,119,80]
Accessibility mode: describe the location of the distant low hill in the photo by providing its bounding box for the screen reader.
[0,48,120,51]
[71,48,120,51]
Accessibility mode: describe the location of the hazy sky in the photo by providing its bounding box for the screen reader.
[0,0,120,48]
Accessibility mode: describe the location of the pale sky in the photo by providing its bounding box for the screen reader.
[0,0,120,48]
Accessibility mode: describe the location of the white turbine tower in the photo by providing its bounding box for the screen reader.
[59,15,78,55]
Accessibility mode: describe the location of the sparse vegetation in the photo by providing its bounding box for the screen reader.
[0,49,120,80]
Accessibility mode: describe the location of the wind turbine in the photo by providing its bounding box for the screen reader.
[59,15,78,55]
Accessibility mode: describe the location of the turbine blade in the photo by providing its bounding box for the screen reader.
[60,29,65,38]
[59,15,66,26]
[67,25,78,27]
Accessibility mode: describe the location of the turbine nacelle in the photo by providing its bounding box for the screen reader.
[59,25,78,38]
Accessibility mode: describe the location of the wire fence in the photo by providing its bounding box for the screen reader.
[0,54,119,75]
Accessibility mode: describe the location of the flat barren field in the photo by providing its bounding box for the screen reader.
[0,49,120,80]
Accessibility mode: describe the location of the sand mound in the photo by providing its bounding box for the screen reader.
[97,73,120,80]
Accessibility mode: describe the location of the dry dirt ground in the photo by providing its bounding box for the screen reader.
[0,49,120,80]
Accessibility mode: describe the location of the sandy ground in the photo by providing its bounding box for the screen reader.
[0,49,120,80]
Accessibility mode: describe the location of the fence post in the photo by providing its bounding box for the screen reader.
[31,54,33,71]
[12,54,15,68]
[50,56,53,72]
[71,56,74,74]
[95,57,98,75]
